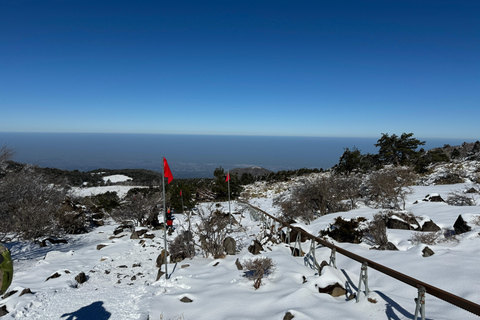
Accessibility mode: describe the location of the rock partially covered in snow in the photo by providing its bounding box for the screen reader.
[314,266,347,297]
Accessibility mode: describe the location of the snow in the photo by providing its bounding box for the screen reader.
[2,176,480,319]
[69,186,143,198]
[102,175,132,183]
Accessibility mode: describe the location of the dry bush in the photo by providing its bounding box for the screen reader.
[366,166,416,210]
[446,191,476,206]
[111,191,162,227]
[275,175,354,223]
[367,214,388,246]
[242,256,276,290]
[0,166,67,241]
[169,230,195,262]
[193,206,230,258]
[410,231,439,245]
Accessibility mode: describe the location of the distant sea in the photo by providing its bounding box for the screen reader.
[0,132,471,178]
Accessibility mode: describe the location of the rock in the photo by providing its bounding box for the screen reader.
[131,276,136,281]
[2,290,17,299]
[156,270,165,281]
[283,311,295,320]
[289,247,304,257]
[318,260,329,274]
[181,264,190,268]
[213,262,220,267]
[96,244,108,250]
[117,265,128,268]
[373,242,399,251]
[75,272,87,284]
[19,288,32,296]
[0,305,8,317]
[235,258,243,271]
[422,246,435,257]
[130,231,140,240]
[421,220,441,232]
[386,218,412,230]
[180,296,193,303]
[143,233,155,239]
[248,240,263,255]
[224,237,236,255]
[132,263,141,268]
[156,250,169,268]
[92,219,104,227]
[318,283,346,297]
[423,194,445,202]
[46,272,61,281]
[39,238,68,247]
[454,215,472,234]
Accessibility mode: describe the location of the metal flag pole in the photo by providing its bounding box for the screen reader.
[227,171,231,231]
[162,157,168,279]
[181,190,184,214]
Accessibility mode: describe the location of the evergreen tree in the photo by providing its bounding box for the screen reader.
[375,133,425,166]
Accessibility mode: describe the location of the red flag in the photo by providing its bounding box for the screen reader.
[226,173,230,182]
[163,157,173,184]
[180,190,182,196]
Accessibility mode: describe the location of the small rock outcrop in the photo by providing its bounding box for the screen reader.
[180,296,193,303]
[283,311,295,320]
[223,237,236,255]
[75,272,87,284]
[453,215,472,234]
[248,240,263,255]
[422,246,435,257]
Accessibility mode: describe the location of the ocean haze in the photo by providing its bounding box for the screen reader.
[0,132,470,178]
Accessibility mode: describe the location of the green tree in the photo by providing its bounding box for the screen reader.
[375,133,425,166]
[335,147,363,174]
[212,167,241,201]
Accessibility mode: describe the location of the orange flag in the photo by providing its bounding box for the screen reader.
[163,157,173,184]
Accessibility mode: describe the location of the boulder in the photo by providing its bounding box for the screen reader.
[453,215,472,234]
[248,240,263,255]
[0,305,8,317]
[422,246,435,257]
[96,244,108,250]
[75,272,87,284]
[373,242,398,251]
[223,237,236,255]
[156,250,169,268]
[318,283,346,297]
[386,218,412,230]
[235,258,243,271]
[423,194,445,202]
[283,312,295,320]
[421,220,441,232]
[180,296,193,303]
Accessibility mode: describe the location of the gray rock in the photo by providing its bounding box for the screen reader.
[180,296,193,303]
[248,240,263,255]
[156,270,165,281]
[422,246,435,257]
[318,282,346,297]
[421,220,441,232]
[75,272,87,284]
[283,312,295,320]
[223,237,236,255]
[96,244,108,250]
[156,250,168,268]
[0,305,8,317]
[235,258,243,271]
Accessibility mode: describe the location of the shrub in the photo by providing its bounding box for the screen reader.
[446,191,476,206]
[321,216,365,244]
[275,175,353,223]
[367,214,388,246]
[169,230,195,263]
[242,256,276,290]
[410,232,439,245]
[194,206,230,259]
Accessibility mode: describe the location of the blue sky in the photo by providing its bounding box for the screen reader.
[1,0,479,139]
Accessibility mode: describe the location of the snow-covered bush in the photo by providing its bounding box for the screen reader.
[242,256,276,290]
[446,191,476,206]
[367,214,388,246]
[410,231,440,245]
[194,206,230,259]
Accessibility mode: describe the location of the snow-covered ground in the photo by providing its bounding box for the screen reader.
[2,177,480,319]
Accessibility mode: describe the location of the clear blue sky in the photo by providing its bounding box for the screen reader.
[1,0,479,139]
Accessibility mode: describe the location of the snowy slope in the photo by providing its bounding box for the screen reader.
[2,176,480,319]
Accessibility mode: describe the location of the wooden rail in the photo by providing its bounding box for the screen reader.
[240,201,480,317]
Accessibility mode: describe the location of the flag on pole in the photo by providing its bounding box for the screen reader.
[226,172,230,182]
[163,157,173,184]
[180,190,182,196]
